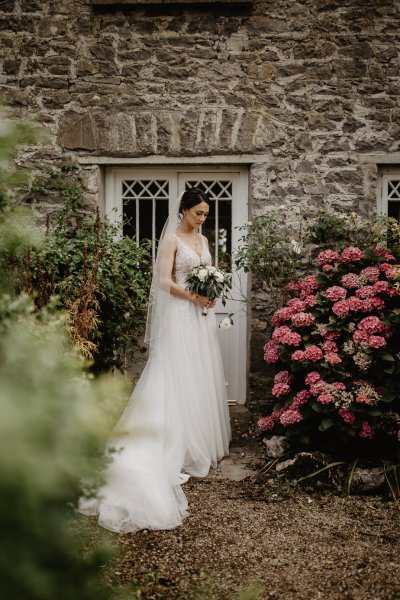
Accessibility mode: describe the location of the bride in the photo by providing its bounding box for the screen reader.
[78,187,231,533]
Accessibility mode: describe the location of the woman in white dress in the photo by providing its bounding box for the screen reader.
[79,187,231,533]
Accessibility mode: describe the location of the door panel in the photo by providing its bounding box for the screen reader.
[106,167,248,404]
[178,172,247,404]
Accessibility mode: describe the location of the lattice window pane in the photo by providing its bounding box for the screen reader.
[388,180,400,199]
[186,180,233,267]
[385,178,400,223]
[122,180,169,259]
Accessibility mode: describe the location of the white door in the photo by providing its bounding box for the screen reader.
[105,166,248,404]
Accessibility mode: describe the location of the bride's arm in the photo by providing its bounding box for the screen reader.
[157,234,210,307]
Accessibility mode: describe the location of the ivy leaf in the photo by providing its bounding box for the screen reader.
[381,352,395,362]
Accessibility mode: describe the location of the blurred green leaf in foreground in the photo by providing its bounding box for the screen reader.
[0,106,128,600]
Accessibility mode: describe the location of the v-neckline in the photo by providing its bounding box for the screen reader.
[175,233,204,259]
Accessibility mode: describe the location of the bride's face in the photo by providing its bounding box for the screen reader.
[183,201,209,229]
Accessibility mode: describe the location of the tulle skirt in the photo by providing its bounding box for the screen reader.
[78,297,231,533]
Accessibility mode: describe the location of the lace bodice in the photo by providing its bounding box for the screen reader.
[173,234,212,287]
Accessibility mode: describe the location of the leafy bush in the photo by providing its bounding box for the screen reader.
[234,212,304,309]
[0,108,129,599]
[0,294,129,600]
[8,166,153,372]
[259,244,400,454]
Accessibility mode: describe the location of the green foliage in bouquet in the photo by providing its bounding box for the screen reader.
[186,263,232,304]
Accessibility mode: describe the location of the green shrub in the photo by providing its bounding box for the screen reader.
[3,159,153,372]
[0,294,132,600]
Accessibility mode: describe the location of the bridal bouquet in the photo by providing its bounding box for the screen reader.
[186,264,232,315]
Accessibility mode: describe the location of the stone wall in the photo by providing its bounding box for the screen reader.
[1,0,399,411]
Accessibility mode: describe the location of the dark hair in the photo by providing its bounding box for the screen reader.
[179,187,209,214]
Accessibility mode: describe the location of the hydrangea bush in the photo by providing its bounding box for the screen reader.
[259,245,400,448]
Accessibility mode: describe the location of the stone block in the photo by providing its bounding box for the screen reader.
[37,18,67,37]
[134,112,156,154]
[259,62,277,80]
[3,59,19,75]
[263,435,289,458]
[0,0,15,10]
[58,111,97,151]
[351,468,385,494]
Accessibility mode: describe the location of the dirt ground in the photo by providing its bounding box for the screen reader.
[79,408,400,600]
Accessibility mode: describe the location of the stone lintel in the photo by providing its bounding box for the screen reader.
[355,152,400,164]
[76,154,269,165]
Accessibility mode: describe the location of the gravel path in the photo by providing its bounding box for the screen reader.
[108,476,400,600]
[80,408,400,599]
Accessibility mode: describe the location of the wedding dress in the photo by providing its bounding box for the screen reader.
[78,232,231,533]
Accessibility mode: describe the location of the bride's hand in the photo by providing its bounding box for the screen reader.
[192,294,216,308]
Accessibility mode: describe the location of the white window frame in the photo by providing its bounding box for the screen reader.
[377,168,400,218]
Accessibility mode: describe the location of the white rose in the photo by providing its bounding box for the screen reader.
[215,272,225,283]
[219,317,233,330]
[207,266,217,274]
[197,268,208,281]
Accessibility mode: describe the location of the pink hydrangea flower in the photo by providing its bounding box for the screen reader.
[358,316,385,335]
[271,306,296,326]
[373,247,395,261]
[272,326,302,346]
[325,330,341,340]
[323,264,334,272]
[303,345,323,362]
[264,340,280,363]
[360,266,380,283]
[274,370,292,384]
[323,340,338,352]
[280,408,302,426]
[353,329,369,344]
[293,390,311,407]
[356,394,373,405]
[359,420,375,439]
[305,371,321,385]
[325,286,347,302]
[258,416,275,431]
[291,312,315,327]
[299,275,320,295]
[303,295,317,307]
[325,352,342,365]
[341,247,364,262]
[356,285,376,299]
[317,249,340,265]
[287,298,307,311]
[380,263,396,279]
[286,282,301,294]
[347,296,363,311]
[370,297,385,311]
[341,273,360,289]
[332,300,349,317]
[332,382,346,391]
[339,409,356,424]
[367,335,386,348]
[272,383,291,397]
[317,394,334,404]
[291,350,305,361]
[310,381,327,396]
[373,280,390,293]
